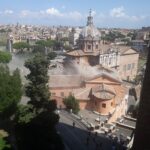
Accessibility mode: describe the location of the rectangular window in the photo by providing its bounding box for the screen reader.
[102,103,106,108]
[123,65,126,71]
[127,64,131,70]
[61,92,64,97]
[111,102,113,106]
[88,45,91,50]
[132,63,135,69]
[109,58,112,65]
[52,93,56,96]
[96,45,98,49]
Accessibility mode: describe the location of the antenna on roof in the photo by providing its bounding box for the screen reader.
[89,9,92,16]
[87,9,93,26]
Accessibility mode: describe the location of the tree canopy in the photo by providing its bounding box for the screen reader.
[0,51,12,63]
[25,54,50,110]
[0,137,10,150]
[35,40,55,47]
[103,31,126,42]
[35,39,63,51]
[63,95,80,114]
[0,66,22,119]
[13,42,30,52]
[14,54,64,150]
[47,51,57,60]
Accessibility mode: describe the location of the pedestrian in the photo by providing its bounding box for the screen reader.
[86,136,90,146]
[111,145,116,150]
[95,131,98,137]
[88,131,91,137]
[73,121,75,128]
[99,142,103,149]
[95,142,99,150]
[93,136,96,143]
[111,142,116,150]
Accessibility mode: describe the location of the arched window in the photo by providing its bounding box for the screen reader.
[102,103,106,108]
[96,44,98,49]
[61,92,64,97]
[111,102,113,106]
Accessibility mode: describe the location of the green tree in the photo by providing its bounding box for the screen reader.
[13,42,30,53]
[0,29,6,33]
[63,95,80,114]
[32,44,45,53]
[15,54,64,150]
[0,137,10,150]
[47,52,57,60]
[15,104,35,124]
[0,66,22,119]
[0,51,12,63]
[35,40,54,47]
[63,45,72,51]
[35,39,63,51]
[25,54,50,111]
[127,31,137,40]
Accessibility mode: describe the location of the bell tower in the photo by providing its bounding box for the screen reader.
[87,9,93,26]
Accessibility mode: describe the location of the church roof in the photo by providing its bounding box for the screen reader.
[86,72,122,84]
[74,87,91,100]
[66,50,100,56]
[92,84,116,100]
[117,46,138,55]
[49,75,83,88]
[74,83,116,100]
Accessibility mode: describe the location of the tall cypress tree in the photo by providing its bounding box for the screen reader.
[25,54,50,112]
[15,54,64,150]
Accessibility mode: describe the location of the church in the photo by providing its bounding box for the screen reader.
[48,11,138,122]
[49,71,128,121]
[66,10,104,66]
[66,10,139,81]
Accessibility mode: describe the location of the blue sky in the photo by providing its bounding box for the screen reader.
[0,0,150,28]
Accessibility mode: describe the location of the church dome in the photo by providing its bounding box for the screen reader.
[92,84,116,100]
[81,25,101,39]
[80,10,101,39]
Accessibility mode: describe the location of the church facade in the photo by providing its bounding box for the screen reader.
[49,72,128,118]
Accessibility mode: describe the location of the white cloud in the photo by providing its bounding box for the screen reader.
[20,10,31,17]
[129,15,147,22]
[110,6,126,18]
[67,11,82,20]
[0,6,148,27]
[46,8,62,16]
[19,8,82,21]
[4,10,14,15]
[110,6,148,22]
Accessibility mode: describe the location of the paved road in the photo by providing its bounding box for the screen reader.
[56,110,113,150]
